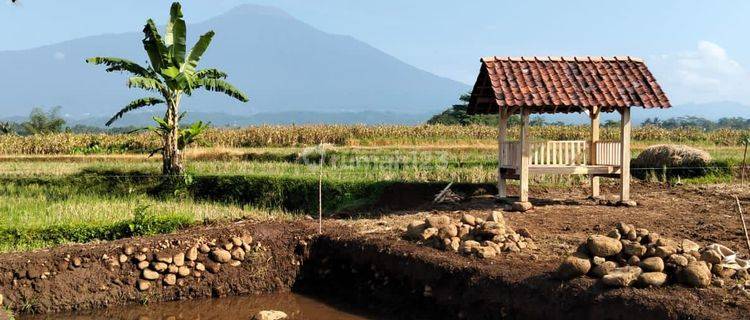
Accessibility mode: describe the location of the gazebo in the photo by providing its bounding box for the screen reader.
[467,56,670,209]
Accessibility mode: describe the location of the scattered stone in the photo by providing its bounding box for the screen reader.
[253,310,288,320]
[178,266,191,277]
[72,257,82,268]
[602,266,642,287]
[487,211,504,223]
[123,245,135,256]
[516,228,532,239]
[231,248,246,261]
[425,215,451,229]
[156,253,173,264]
[405,221,427,240]
[135,254,147,262]
[476,246,497,259]
[637,272,667,287]
[448,237,461,252]
[654,246,677,259]
[195,263,206,272]
[142,269,160,280]
[668,254,689,268]
[681,239,700,253]
[607,229,621,240]
[460,240,480,255]
[168,265,179,274]
[118,254,128,264]
[437,225,458,239]
[640,257,665,272]
[163,274,177,286]
[557,252,592,280]
[680,261,711,288]
[231,237,243,246]
[461,213,476,226]
[199,243,211,254]
[587,235,623,257]
[627,255,641,266]
[592,256,606,266]
[137,261,149,270]
[229,260,242,267]
[153,262,168,272]
[137,280,150,291]
[173,252,185,267]
[590,261,618,278]
[186,247,199,261]
[241,234,253,245]
[622,241,647,257]
[511,201,533,212]
[210,249,232,263]
[643,233,660,244]
[700,249,722,265]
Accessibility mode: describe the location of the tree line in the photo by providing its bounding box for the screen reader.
[0,107,139,135]
[427,94,750,131]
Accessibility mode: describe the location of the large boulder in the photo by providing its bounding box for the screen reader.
[680,261,711,288]
[632,144,712,179]
[602,266,642,287]
[556,252,592,280]
[587,235,623,257]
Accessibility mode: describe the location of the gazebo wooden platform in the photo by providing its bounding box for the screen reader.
[467,56,671,208]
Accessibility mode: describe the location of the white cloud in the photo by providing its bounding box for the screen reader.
[53,52,66,60]
[655,41,750,104]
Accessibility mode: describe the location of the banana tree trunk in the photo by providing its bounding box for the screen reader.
[162,96,183,176]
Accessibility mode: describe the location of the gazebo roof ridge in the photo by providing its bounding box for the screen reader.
[480,56,645,63]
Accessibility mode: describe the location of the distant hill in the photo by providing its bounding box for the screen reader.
[0,4,468,118]
[54,111,432,127]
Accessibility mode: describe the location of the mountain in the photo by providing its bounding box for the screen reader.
[0,4,468,119]
[55,110,432,127]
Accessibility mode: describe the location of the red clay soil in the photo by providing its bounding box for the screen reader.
[0,221,317,315]
[318,181,750,319]
[2,182,750,319]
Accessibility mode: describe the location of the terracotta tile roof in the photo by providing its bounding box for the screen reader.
[467,56,671,114]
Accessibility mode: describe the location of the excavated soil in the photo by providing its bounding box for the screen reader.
[2,182,750,319]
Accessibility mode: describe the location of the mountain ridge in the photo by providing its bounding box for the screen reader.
[0,4,468,118]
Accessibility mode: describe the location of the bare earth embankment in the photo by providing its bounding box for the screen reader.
[2,183,750,319]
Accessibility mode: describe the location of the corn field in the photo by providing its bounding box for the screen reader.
[0,125,747,155]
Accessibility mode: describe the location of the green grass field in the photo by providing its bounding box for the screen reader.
[0,135,746,252]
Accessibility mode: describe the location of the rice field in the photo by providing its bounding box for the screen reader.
[0,125,747,252]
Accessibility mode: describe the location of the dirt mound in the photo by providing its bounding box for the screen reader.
[632,144,712,179]
[0,221,316,315]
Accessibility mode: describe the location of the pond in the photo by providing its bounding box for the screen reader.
[21,292,376,320]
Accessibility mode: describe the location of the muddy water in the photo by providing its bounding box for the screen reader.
[21,292,375,320]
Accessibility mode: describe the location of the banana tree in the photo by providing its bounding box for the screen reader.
[87,2,248,175]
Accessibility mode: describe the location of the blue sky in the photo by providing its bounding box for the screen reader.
[3,0,750,105]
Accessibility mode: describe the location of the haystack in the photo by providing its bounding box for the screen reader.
[632,144,712,179]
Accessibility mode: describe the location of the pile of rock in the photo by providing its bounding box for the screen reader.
[404,211,536,259]
[557,222,750,289]
[114,233,259,291]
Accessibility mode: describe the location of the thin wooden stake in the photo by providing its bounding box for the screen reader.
[318,145,324,235]
[734,195,750,254]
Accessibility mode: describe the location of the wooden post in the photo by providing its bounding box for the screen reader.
[620,107,631,202]
[497,108,508,198]
[520,108,530,203]
[589,106,600,198]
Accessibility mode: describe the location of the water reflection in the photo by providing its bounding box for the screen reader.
[22,292,373,320]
